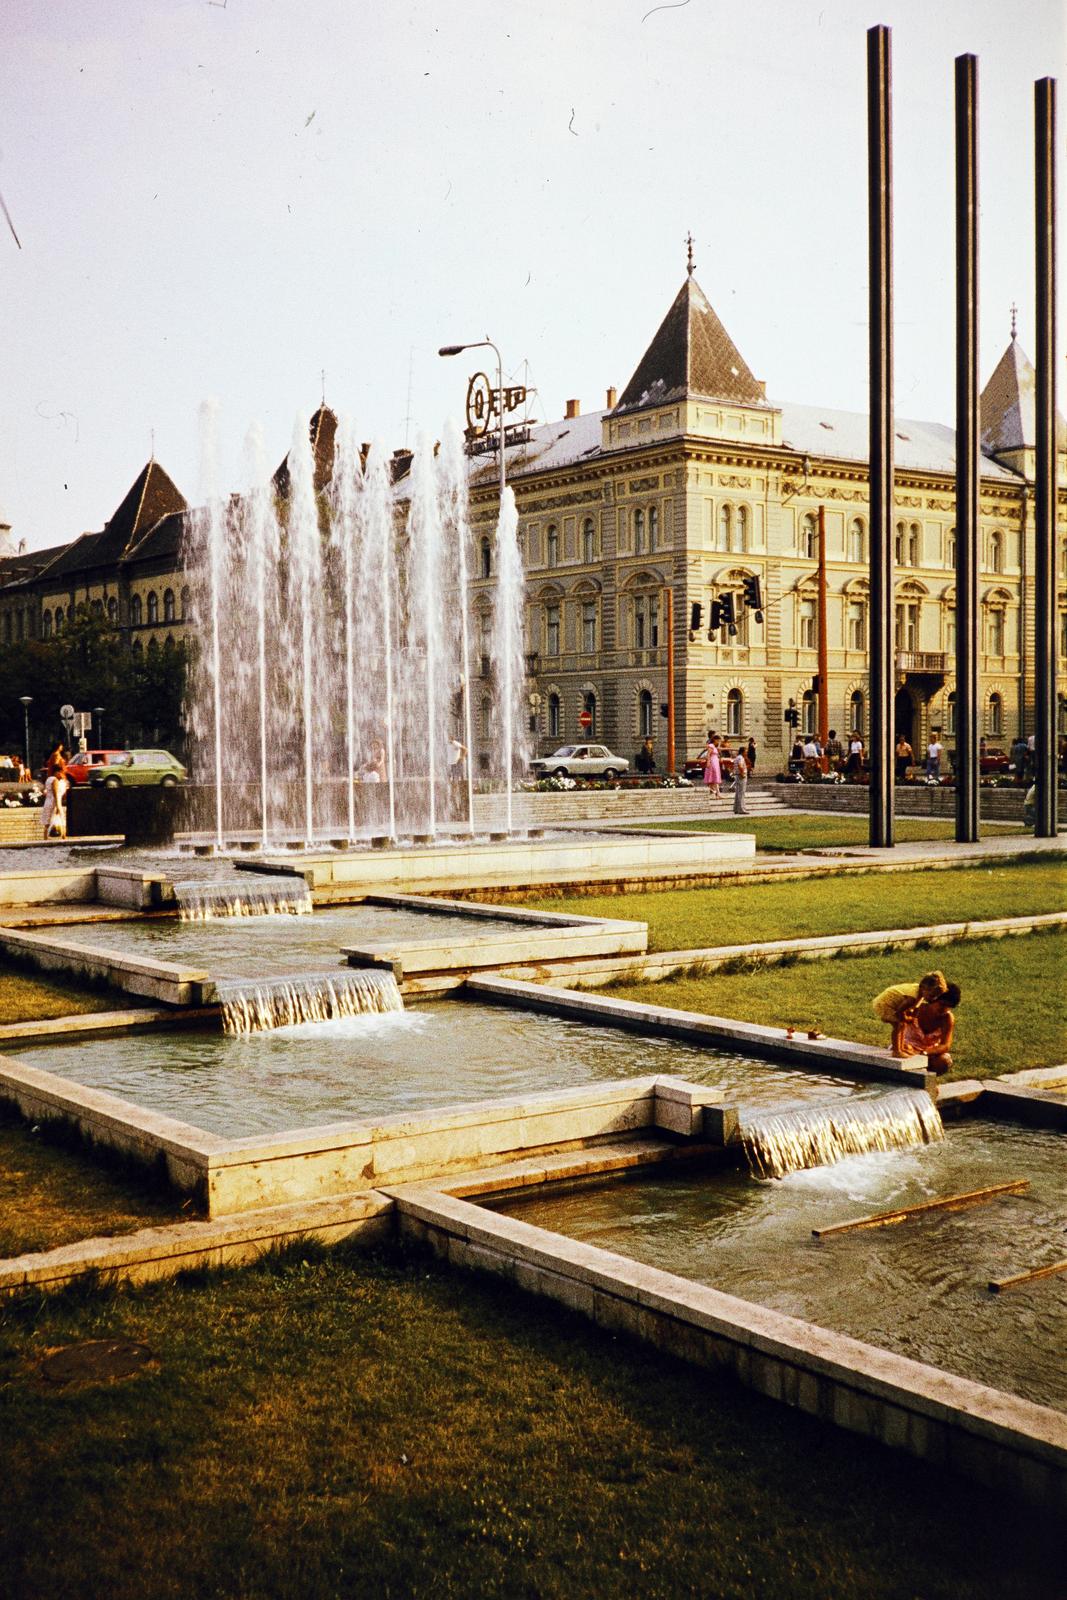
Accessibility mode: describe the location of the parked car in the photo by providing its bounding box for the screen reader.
[529,744,629,779]
[89,749,187,788]
[64,749,128,786]
[979,745,1012,775]
[683,749,735,780]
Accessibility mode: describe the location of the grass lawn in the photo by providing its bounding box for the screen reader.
[0,1106,189,1258]
[0,960,128,1025]
[1,1240,1061,1600]
[606,931,1067,1078]
[524,859,1067,953]
[648,814,1029,851]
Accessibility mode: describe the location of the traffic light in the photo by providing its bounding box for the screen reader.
[784,702,799,727]
[720,592,738,637]
[811,675,821,694]
[660,702,669,718]
[742,574,763,617]
[689,601,702,636]
[708,598,723,635]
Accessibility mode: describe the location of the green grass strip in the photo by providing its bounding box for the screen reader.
[648,814,1028,851]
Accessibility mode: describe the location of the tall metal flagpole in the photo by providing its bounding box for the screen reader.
[867,23,895,847]
[954,53,980,843]
[1034,77,1058,839]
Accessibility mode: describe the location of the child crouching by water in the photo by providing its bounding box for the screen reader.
[872,971,959,1074]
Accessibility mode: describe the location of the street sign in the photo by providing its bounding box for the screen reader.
[578,711,593,729]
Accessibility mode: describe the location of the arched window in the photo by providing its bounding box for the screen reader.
[546,526,559,568]
[988,531,1003,573]
[131,637,143,659]
[988,692,1003,736]
[581,599,597,653]
[802,689,816,736]
[726,687,743,738]
[847,598,867,650]
[130,594,143,627]
[907,524,921,565]
[639,689,653,738]
[648,506,659,551]
[735,505,748,553]
[946,528,956,567]
[480,537,492,578]
[180,586,191,620]
[718,505,731,552]
[54,606,64,632]
[582,519,595,564]
[163,589,175,622]
[850,690,865,733]
[42,610,52,640]
[848,518,866,563]
[798,597,816,650]
[548,692,561,740]
[633,509,645,554]
[481,695,494,737]
[583,690,598,738]
[894,522,905,564]
[633,590,660,648]
[147,635,160,660]
[1058,695,1067,736]
[147,591,159,625]
[544,602,561,656]
[946,692,957,737]
[107,596,118,622]
[90,599,103,618]
[986,606,1005,655]
[802,513,817,559]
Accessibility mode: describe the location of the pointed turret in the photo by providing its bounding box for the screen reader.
[614,275,766,414]
[980,330,1066,476]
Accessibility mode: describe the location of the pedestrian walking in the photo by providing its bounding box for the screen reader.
[732,746,750,814]
[702,733,721,799]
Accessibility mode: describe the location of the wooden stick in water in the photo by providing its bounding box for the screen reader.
[812,1179,1030,1239]
[988,1257,1067,1293]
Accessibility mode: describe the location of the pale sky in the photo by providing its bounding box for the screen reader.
[2,0,1064,552]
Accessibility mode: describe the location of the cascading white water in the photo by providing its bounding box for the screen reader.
[218,967,403,1035]
[175,878,312,922]
[741,1089,944,1181]
[492,486,526,833]
[183,408,521,847]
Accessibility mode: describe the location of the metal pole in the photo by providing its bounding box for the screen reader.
[817,504,830,768]
[491,339,514,833]
[665,587,675,775]
[868,24,895,847]
[955,53,980,842]
[1034,78,1058,838]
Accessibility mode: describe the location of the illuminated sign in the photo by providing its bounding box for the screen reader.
[465,372,528,440]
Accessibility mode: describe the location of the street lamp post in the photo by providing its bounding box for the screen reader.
[18,697,32,772]
[94,707,105,747]
[440,336,512,831]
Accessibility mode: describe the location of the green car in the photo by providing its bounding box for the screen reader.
[90,749,187,788]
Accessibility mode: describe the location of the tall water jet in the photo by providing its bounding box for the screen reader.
[331,416,363,844]
[243,423,281,848]
[359,443,398,840]
[441,420,477,834]
[195,399,226,850]
[741,1089,944,1181]
[492,485,526,833]
[285,414,325,846]
[405,434,446,835]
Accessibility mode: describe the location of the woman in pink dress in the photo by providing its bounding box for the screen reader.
[702,734,722,799]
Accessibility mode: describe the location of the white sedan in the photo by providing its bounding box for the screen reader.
[530,744,629,779]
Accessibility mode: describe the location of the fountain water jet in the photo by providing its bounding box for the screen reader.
[218,967,403,1035]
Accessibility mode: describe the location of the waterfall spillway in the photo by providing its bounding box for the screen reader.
[740,1089,944,1181]
[174,878,313,922]
[218,968,403,1036]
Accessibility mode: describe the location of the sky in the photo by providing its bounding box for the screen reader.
[1,0,1064,552]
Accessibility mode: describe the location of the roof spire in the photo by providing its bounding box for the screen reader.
[320,367,326,406]
[1010,302,1018,341]
[686,231,695,277]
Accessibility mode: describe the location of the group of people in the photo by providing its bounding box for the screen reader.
[789,730,866,778]
[699,731,757,815]
[872,969,960,1074]
[0,754,32,783]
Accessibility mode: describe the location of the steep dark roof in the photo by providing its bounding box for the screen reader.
[615,275,766,414]
[31,462,187,584]
[274,407,338,497]
[125,508,188,567]
[0,542,71,590]
[980,337,1067,455]
[32,531,107,585]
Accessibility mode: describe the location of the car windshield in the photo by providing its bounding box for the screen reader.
[552,747,577,758]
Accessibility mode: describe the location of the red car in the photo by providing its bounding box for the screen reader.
[683,749,736,780]
[63,749,128,786]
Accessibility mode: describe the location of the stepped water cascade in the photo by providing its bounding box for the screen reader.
[174,878,312,922]
[182,411,523,846]
[218,967,403,1036]
[740,1089,944,1180]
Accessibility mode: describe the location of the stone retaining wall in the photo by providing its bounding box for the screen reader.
[772,782,1030,820]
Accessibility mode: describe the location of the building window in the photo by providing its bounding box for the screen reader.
[583,691,597,737]
[581,601,597,653]
[907,524,921,565]
[54,606,64,631]
[548,692,561,740]
[802,689,816,736]
[894,602,918,652]
[634,593,659,648]
[988,531,1002,573]
[639,689,653,738]
[15,611,24,641]
[726,687,743,738]
[718,505,731,552]
[945,609,956,653]
[180,586,191,620]
[847,599,867,650]
[946,528,956,567]
[545,604,560,657]
[988,692,1003,736]
[2,615,10,645]
[130,594,143,626]
[734,506,748,553]
[42,611,52,640]
[107,597,118,622]
[798,597,816,650]
[633,509,645,554]
[648,506,659,551]
[848,518,866,563]
[1060,610,1067,659]
[546,526,559,568]
[946,692,956,736]
[1059,695,1067,735]
[131,636,143,658]
[986,608,1005,656]
[163,589,175,622]
[480,537,492,578]
[482,696,493,738]
[90,599,103,618]
[802,514,817,559]
[850,690,865,733]
[147,591,159,625]
[582,519,595,563]
[894,522,904,564]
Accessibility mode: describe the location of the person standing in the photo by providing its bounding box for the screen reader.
[925,729,943,784]
[702,733,721,799]
[635,738,656,775]
[732,744,750,814]
[745,736,757,774]
[895,733,913,785]
[41,760,69,839]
